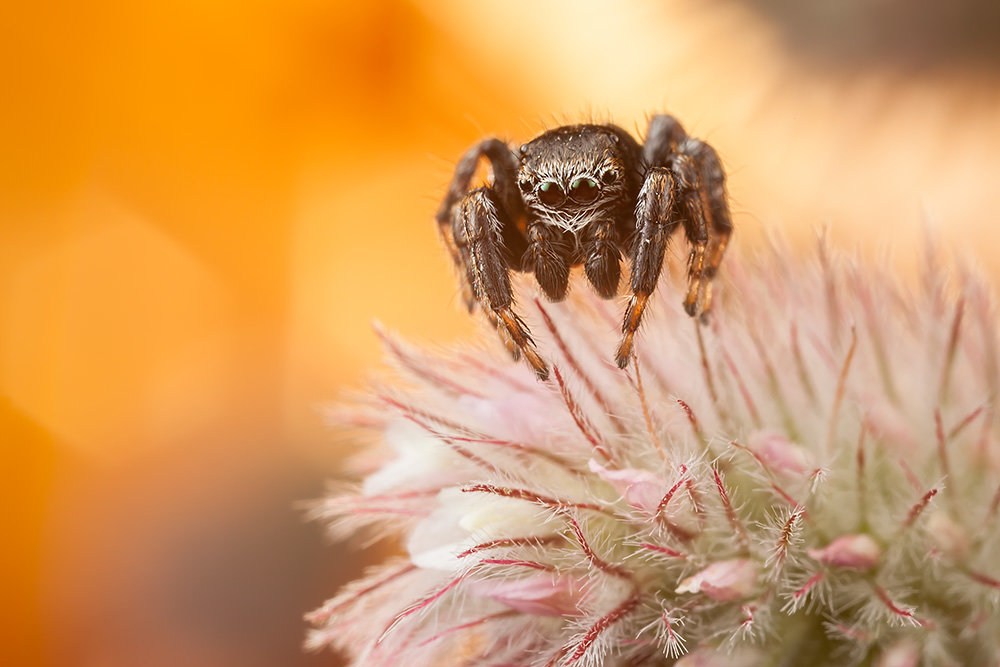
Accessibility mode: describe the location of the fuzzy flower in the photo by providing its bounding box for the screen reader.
[306,238,1000,666]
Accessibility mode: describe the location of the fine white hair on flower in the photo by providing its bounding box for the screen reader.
[307,237,1000,666]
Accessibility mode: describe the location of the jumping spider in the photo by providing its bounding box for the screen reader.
[436,114,732,380]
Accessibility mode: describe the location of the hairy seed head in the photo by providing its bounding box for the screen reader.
[307,238,1000,666]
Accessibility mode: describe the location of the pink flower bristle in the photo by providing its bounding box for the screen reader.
[460,483,608,514]
[374,323,487,399]
[305,560,417,627]
[793,569,824,601]
[653,607,689,659]
[965,569,1000,591]
[477,558,555,572]
[415,609,518,648]
[456,535,565,559]
[654,473,689,517]
[764,508,805,576]
[376,572,470,641]
[552,365,616,464]
[628,357,669,462]
[535,299,625,432]
[637,542,689,561]
[871,584,932,629]
[902,488,939,530]
[567,518,632,581]
[563,591,642,665]
[310,238,1000,665]
[711,468,751,551]
[405,413,504,474]
[376,393,478,437]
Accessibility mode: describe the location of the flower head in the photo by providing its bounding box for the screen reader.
[308,239,1000,665]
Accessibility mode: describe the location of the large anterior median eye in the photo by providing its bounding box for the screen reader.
[537,181,566,206]
[569,177,599,203]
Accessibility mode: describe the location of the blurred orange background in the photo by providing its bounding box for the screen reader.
[3,1,1000,665]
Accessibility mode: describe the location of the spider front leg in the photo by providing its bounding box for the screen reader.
[450,219,518,359]
[456,187,549,380]
[436,138,522,313]
[446,226,478,313]
[616,168,679,368]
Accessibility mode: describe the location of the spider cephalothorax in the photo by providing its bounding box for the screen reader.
[436,114,732,380]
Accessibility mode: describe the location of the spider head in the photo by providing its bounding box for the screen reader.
[516,125,631,230]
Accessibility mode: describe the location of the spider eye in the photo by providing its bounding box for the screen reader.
[537,181,565,206]
[569,177,599,203]
[518,179,532,193]
[600,170,619,185]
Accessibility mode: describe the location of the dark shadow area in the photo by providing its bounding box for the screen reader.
[730,0,1000,72]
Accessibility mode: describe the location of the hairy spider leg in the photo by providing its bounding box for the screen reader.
[582,217,623,299]
[435,138,523,312]
[616,168,679,368]
[457,188,548,380]
[641,114,689,166]
[448,212,521,361]
[641,115,715,318]
[436,137,538,370]
[669,153,712,318]
[523,220,571,301]
[632,114,731,325]
[687,140,732,315]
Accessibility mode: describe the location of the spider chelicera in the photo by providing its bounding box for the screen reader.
[435,114,733,380]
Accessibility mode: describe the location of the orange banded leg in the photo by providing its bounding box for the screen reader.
[616,168,679,369]
[460,188,549,380]
[682,239,709,317]
[667,153,711,319]
[497,309,548,379]
[698,231,730,315]
[439,217,478,313]
[688,139,733,317]
[615,292,651,369]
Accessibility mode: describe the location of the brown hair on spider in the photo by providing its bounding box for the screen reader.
[435,114,732,380]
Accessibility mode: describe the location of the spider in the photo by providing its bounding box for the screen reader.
[435,114,732,380]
